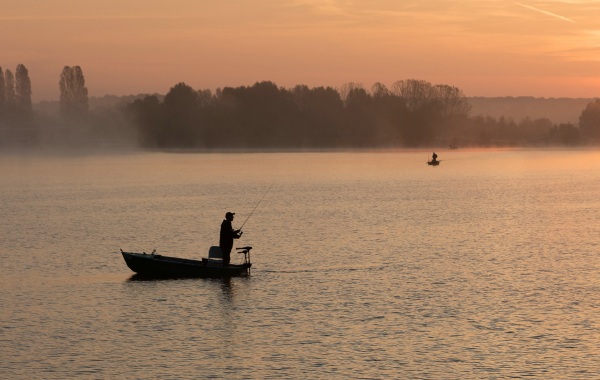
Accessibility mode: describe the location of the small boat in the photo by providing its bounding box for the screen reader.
[120,246,253,278]
[427,160,440,166]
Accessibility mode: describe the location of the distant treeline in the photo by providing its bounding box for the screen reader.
[127,80,472,148]
[469,97,593,125]
[126,80,599,148]
[3,65,600,149]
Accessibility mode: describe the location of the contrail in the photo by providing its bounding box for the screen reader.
[516,2,575,23]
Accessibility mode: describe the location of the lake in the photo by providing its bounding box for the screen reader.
[1,149,600,379]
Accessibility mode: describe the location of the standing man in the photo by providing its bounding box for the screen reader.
[220,211,242,266]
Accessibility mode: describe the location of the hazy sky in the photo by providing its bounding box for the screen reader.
[3,0,600,101]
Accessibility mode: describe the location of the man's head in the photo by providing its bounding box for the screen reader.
[225,211,235,221]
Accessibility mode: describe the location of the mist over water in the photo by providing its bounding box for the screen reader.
[1,150,600,379]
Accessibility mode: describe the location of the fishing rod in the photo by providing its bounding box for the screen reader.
[239,184,272,231]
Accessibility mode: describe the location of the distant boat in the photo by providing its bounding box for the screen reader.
[427,160,440,166]
[120,246,253,278]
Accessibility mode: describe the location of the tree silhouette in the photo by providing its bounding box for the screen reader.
[59,66,89,119]
[291,85,344,147]
[127,95,163,147]
[0,68,5,116]
[579,99,600,142]
[162,82,200,147]
[392,80,434,112]
[338,82,364,106]
[4,70,15,109]
[549,123,580,146]
[343,86,373,147]
[433,84,471,119]
[371,82,390,98]
[369,84,406,146]
[15,64,33,119]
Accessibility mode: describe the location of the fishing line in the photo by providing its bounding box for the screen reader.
[239,184,272,231]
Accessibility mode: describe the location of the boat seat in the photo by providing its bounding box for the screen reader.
[208,246,223,261]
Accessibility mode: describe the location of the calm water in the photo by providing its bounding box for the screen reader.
[1,150,600,379]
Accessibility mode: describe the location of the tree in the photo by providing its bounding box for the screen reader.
[390,79,472,146]
[291,85,344,147]
[0,67,5,116]
[549,123,580,146]
[391,79,435,112]
[371,82,389,98]
[432,84,471,145]
[343,86,374,147]
[579,99,600,143]
[5,69,15,109]
[370,84,406,146]
[391,80,439,146]
[247,81,298,147]
[433,84,471,119]
[518,117,552,144]
[15,64,32,116]
[338,82,363,105]
[127,95,163,147]
[59,66,89,119]
[162,82,200,147]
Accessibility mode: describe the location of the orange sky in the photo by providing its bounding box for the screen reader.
[3,0,600,101]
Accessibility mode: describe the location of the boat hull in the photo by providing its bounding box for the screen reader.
[121,251,251,278]
[427,160,440,166]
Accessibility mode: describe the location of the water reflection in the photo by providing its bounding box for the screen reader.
[124,274,239,306]
[126,274,172,282]
[219,276,233,302]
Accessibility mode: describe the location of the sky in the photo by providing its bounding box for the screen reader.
[2,0,600,101]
